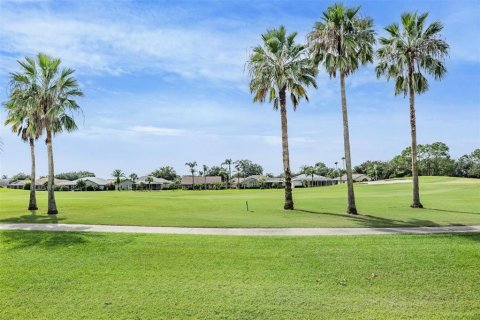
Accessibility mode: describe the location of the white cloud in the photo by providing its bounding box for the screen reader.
[129,126,183,136]
[0,4,254,83]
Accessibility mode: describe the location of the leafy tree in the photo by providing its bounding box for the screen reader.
[75,179,86,191]
[314,162,330,177]
[455,149,480,178]
[235,159,263,177]
[248,26,317,209]
[376,12,448,208]
[111,169,125,191]
[151,166,178,181]
[207,166,228,181]
[185,161,197,189]
[354,160,390,180]
[129,173,138,183]
[55,171,95,181]
[4,96,41,210]
[9,172,30,182]
[308,4,375,214]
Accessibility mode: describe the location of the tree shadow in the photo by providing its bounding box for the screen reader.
[426,208,480,215]
[0,230,102,251]
[0,211,65,224]
[294,208,466,228]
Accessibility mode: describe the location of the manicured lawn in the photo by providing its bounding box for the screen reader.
[0,231,478,319]
[1,177,479,228]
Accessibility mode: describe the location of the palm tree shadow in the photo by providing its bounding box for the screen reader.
[0,230,102,251]
[0,211,65,224]
[294,208,464,228]
[426,208,480,215]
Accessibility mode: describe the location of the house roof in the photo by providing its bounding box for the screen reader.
[136,176,172,184]
[181,176,222,185]
[230,177,245,183]
[292,174,332,181]
[334,173,371,181]
[76,177,109,186]
[8,179,29,186]
[265,177,283,183]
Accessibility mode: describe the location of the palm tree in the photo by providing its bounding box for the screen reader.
[222,159,233,188]
[129,173,138,183]
[202,164,209,190]
[145,176,153,191]
[308,4,375,215]
[185,162,197,190]
[111,169,125,191]
[248,26,317,210]
[302,165,316,187]
[129,173,138,190]
[10,53,83,214]
[4,94,42,210]
[376,12,448,208]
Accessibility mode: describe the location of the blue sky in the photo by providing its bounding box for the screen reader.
[0,0,479,178]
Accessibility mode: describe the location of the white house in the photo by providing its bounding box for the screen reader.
[334,173,372,183]
[136,176,173,190]
[292,174,337,188]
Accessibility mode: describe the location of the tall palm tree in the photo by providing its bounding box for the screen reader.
[112,169,125,191]
[4,94,42,210]
[376,12,448,208]
[222,159,233,188]
[248,26,317,210]
[202,164,209,190]
[10,53,83,214]
[185,161,197,190]
[308,4,375,215]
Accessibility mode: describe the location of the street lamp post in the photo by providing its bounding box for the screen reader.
[341,156,345,184]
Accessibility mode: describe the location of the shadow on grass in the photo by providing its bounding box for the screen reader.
[0,230,102,251]
[426,208,480,215]
[294,208,464,228]
[0,210,65,224]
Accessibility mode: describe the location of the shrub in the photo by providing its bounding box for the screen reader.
[23,182,31,190]
[86,186,94,191]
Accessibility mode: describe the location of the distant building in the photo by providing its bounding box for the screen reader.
[334,173,372,183]
[181,176,222,189]
[0,179,9,188]
[292,174,337,188]
[135,176,173,190]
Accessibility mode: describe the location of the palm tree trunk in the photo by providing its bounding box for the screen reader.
[279,88,294,210]
[340,72,358,215]
[46,129,58,214]
[408,64,423,208]
[28,138,38,210]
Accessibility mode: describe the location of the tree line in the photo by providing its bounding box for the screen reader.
[247,4,449,213]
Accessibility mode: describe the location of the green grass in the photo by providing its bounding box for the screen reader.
[1,231,479,319]
[1,176,479,228]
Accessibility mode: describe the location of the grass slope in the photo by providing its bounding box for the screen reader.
[1,231,479,319]
[1,177,479,228]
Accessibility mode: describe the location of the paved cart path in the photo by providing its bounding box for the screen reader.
[1,223,479,236]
